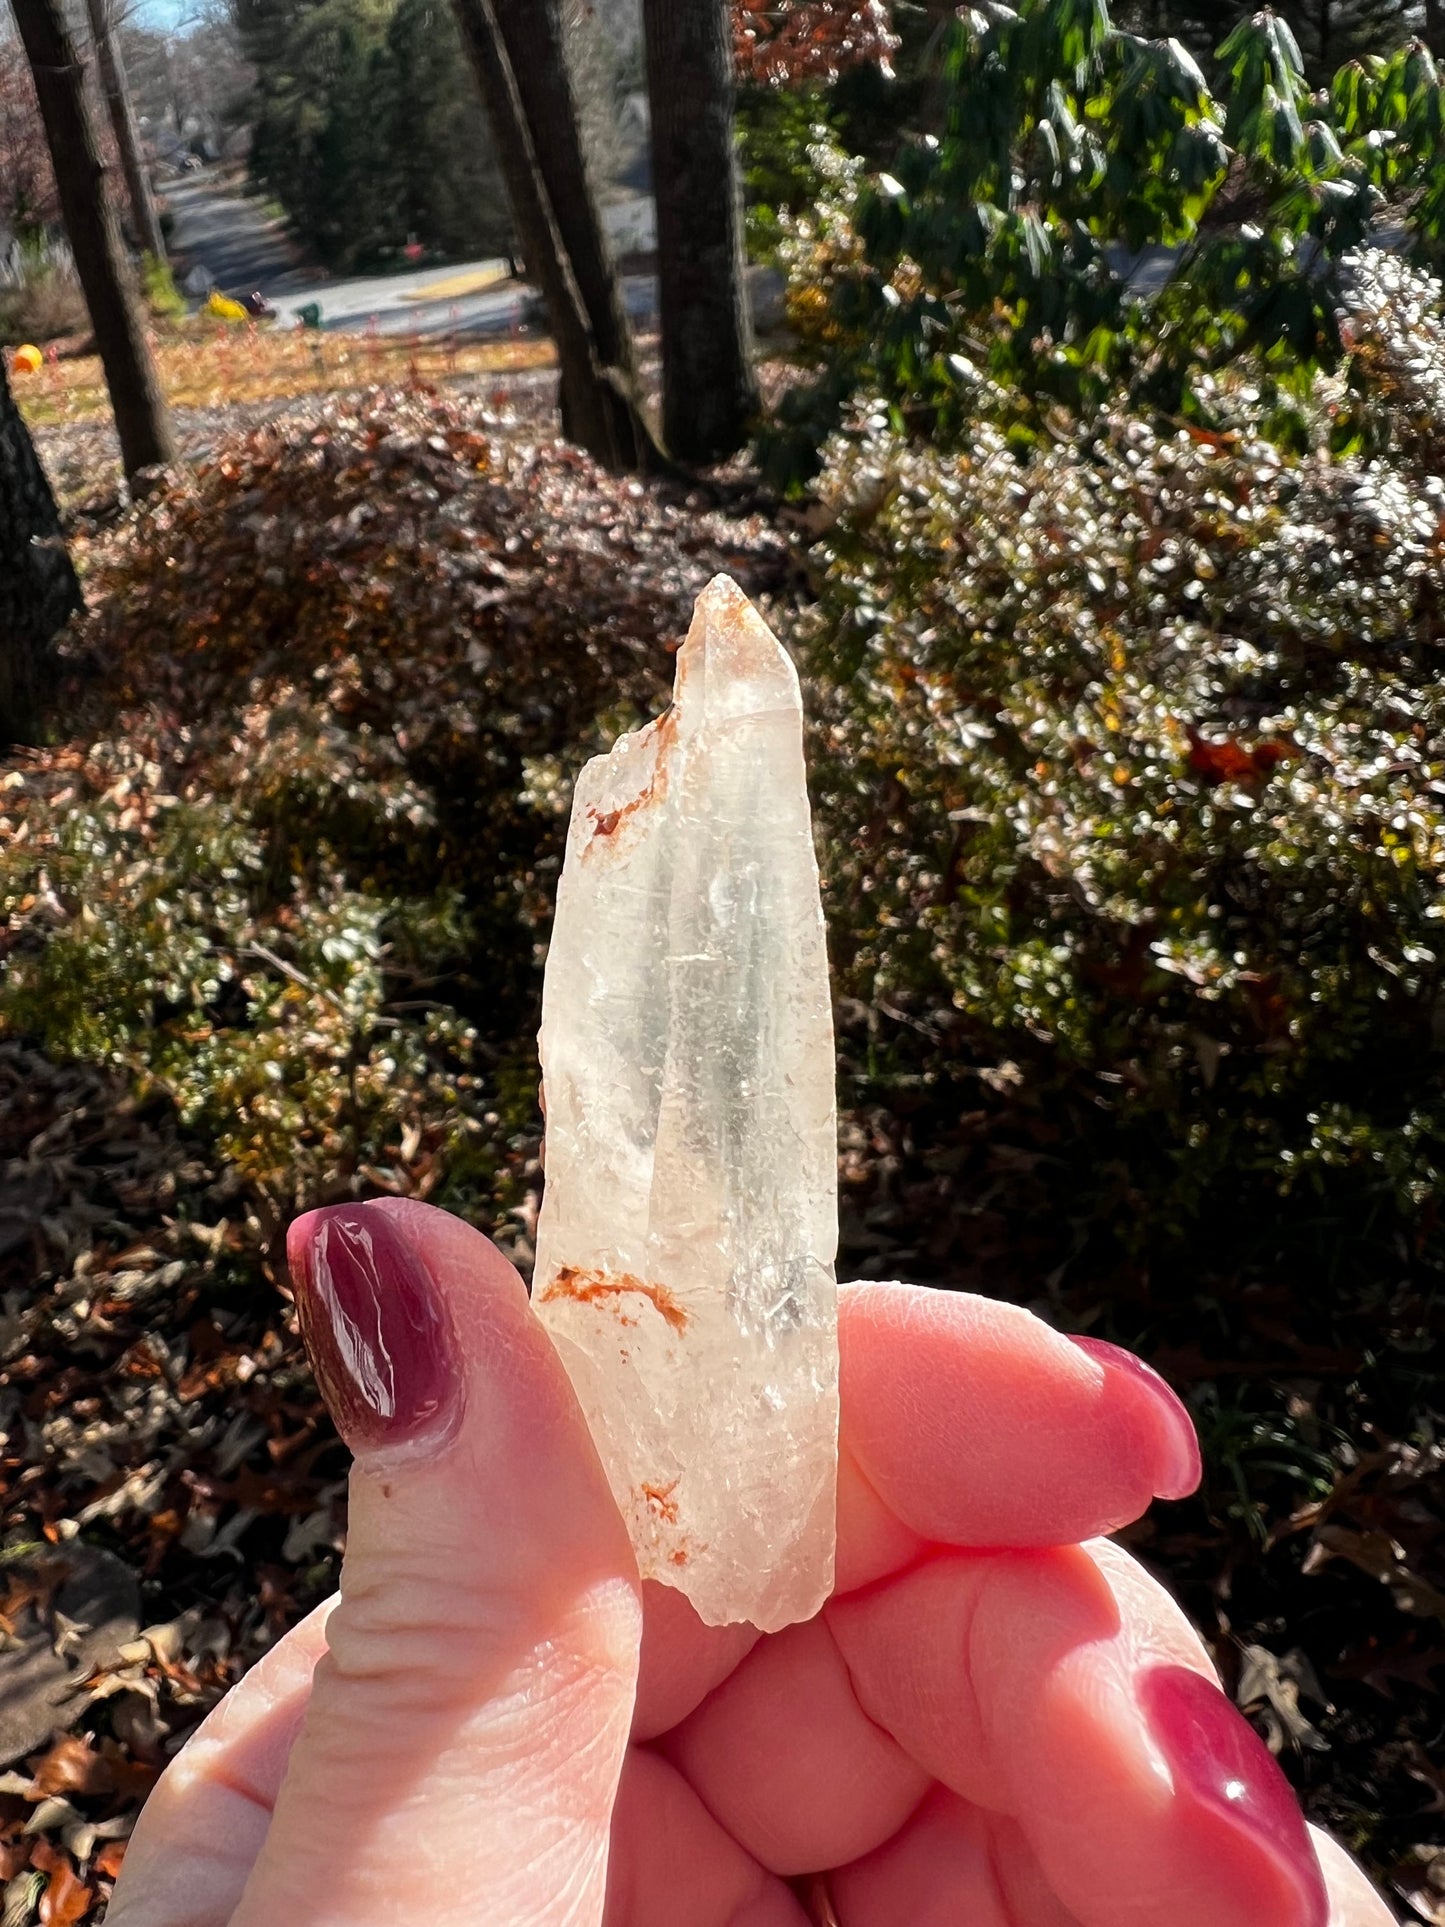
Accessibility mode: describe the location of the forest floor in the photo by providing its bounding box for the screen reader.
[0,379,1441,1925]
[16,323,559,443]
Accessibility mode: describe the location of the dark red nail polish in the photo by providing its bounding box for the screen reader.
[289,1206,460,1452]
[1141,1666,1328,1927]
[1069,1335,1202,1499]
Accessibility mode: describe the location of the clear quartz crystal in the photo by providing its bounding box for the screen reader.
[533,575,838,1632]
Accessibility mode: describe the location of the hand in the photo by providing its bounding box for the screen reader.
[108,1201,1395,1927]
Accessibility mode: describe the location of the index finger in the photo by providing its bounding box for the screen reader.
[635,1282,1200,1735]
[837,1284,1199,1576]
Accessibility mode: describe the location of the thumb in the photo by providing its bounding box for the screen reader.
[231,1200,641,1927]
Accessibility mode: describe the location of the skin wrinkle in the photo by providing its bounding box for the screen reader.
[607,1746,806,1927]
[987,1813,1088,1927]
[632,1582,762,1740]
[833,1436,931,1595]
[817,1610,937,1788]
[664,1613,932,1878]
[984,1817,1015,1927]
[827,1554,994,1808]
[318,1561,639,1730]
[196,1760,276,1815]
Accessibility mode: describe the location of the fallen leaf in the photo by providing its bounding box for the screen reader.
[29,1741,112,1801]
[92,1842,125,1883]
[38,1858,90,1926]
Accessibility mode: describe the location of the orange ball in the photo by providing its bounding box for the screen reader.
[11,344,43,375]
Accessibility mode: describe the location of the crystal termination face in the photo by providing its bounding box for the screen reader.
[533,575,839,1632]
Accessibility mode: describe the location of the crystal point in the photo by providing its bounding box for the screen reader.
[534,574,838,1631]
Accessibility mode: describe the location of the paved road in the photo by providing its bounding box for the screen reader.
[268,263,667,341]
[166,167,662,342]
[164,171,309,297]
[270,260,534,340]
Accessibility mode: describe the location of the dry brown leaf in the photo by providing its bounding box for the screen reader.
[92,1841,125,1883]
[38,1858,91,1926]
[0,1842,29,1881]
[29,1740,113,1801]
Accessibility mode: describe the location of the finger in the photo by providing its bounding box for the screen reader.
[632,1580,760,1741]
[1309,1827,1399,1927]
[831,1795,1389,1927]
[829,1786,1015,1927]
[1083,1526,1385,1927]
[988,1814,1092,1927]
[840,1286,1199,1550]
[833,1434,930,1594]
[634,1284,1193,1749]
[827,1542,1330,1927]
[832,1790,1083,1927]
[629,1434,923,1743]
[227,1201,641,1927]
[605,1749,809,1926]
[107,1599,335,1927]
[663,1614,931,1875]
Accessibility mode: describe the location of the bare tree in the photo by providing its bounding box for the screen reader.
[85,0,167,263]
[643,0,758,462]
[450,0,662,471]
[10,0,175,478]
[0,357,82,745]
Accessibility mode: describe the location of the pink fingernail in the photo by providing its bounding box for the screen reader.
[1141,1666,1328,1927]
[1069,1336,1202,1499]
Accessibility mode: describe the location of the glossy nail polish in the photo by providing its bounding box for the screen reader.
[289,1205,461,1452]
[1069,1335,1202,1498]
[1141,1665,1329,1927]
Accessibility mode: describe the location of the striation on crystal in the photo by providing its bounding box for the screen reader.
[533,574,838,1632]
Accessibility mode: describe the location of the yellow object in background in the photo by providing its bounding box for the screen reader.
[400,264,507,302]
[11,344,43,374]
[206,291,249,323]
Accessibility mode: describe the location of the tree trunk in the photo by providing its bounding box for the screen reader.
[643,0,758,463]
[450,0,662,471]
[0,360,83,747]
[84,0,168,264]
[12,0,176,479]
[492,0,640,394]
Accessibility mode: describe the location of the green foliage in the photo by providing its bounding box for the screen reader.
[1137,0,1420,79]
[802,245,1445,1328]
[1327,40,1445,267]
[0,770,489,1205]
[1190,1383,1339,1541]
[235,0,513,271]
[0,391,783,1220]
[762,0,1445,487]
[737,85,840,263]
[140,253,187,321]
[382,0,511,263]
